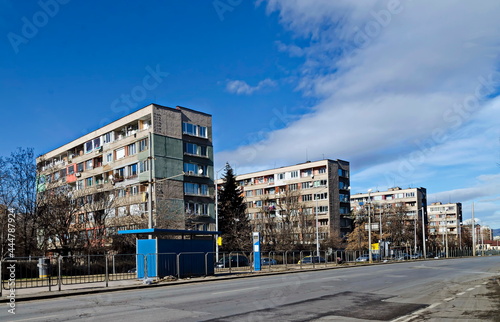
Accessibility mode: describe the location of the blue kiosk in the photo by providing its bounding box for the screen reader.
[118,228,219,279]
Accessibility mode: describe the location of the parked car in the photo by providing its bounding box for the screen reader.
[215,255,250,268]
[355,254,380,262]
[262,257,278,265]
[410,253,422,259]
[298,256,326,264]
[396,253,411,260]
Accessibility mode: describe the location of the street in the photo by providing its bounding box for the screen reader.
[2,256,499,321]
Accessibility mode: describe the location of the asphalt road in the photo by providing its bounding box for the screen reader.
[2,256,499,322]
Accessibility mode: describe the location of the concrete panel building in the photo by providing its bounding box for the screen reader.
[350,187,428,224]
[427,202,462,236]
[220,159,351,248]
[36,104,214,248]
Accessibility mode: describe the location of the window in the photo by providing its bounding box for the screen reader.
[246,190,254,197]
[86,177,93,187]
[313,180,327,187]
[130,186,139,195]
[318,167,326,174]
[139,160,149,173]
[106,153,113,163]
[339,193,349,202]
[254,200,262,207]
[77,162,84,172]
[184,183,197,195]
[127,164,138,178]
[103,132,113,144]
[289,183,298,191]
[183,163,207,176]
[127,143,136,156]
[314,193,328,200]
[302,194,312,202]
[301,169,312,177]
[67,165,75,175]
[405,192,415,197]
[301,182,312,189]
[290,170,298,178]
[93,138,101,149]
[76,180,83,190]
[199,126,207,138]
[183,122,197,136]
[277,173,285,180]
[85,159,93,170]
[255,189,263,195]
[115,147,125,160]
[315,205,328,213]
[338,169,349,177]
[138,138,148,152]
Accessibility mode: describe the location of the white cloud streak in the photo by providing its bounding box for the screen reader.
[217,0,500,226]
[226,78,277,95]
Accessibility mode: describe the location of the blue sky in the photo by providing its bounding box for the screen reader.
[1,1,499,229]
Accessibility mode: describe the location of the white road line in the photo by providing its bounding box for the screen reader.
[212,286,260,295]
[444,297,454,302]
[466,287,475,292]
[392,302,441,322]
[456,292,465,296]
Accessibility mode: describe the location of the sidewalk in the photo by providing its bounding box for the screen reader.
[0,264,343,303]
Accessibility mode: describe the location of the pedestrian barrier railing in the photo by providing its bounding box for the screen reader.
[1,248,498,294]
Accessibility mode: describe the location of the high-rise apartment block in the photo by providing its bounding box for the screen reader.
[427,202,462,235]
[36,104,215,243]
[225,159,351,245]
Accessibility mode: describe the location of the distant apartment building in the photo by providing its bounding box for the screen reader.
[36,104,215,247]
[427,202,462,236]
[222,159,351,246]
[350,187,428,223]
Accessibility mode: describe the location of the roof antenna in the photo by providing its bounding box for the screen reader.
[306,148,308,162]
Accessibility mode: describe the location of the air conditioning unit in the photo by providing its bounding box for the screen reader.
[75,173,81,177]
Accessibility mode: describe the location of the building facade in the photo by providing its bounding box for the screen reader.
[36,104,214,248]
[350,187,428,226]
[427,202,462,236]
[223,159,351,247]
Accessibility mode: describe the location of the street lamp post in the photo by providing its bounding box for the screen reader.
[368,189,372,263]
[445,207,449,258]
[421,206,427,259]
[214,165,226,262]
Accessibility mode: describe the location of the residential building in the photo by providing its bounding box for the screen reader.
[427,202,462,236]
[350,186,428,226]
[36,104,214,248]
[220,159,351,247]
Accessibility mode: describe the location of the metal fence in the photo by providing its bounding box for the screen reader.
[2,248,499,294]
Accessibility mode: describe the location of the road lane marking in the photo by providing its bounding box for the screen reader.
[466,287,475,291]
[392,302,441,322]
[456,292,465,296]
[212,286,260,295]
[444,297,454,302]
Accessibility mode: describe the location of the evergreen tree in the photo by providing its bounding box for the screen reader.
[218,163,251,251]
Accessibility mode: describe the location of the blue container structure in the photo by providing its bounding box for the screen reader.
[118,229,219,278]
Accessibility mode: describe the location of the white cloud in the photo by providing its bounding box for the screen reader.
[226,78,277,95]
[217,1,500,226]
